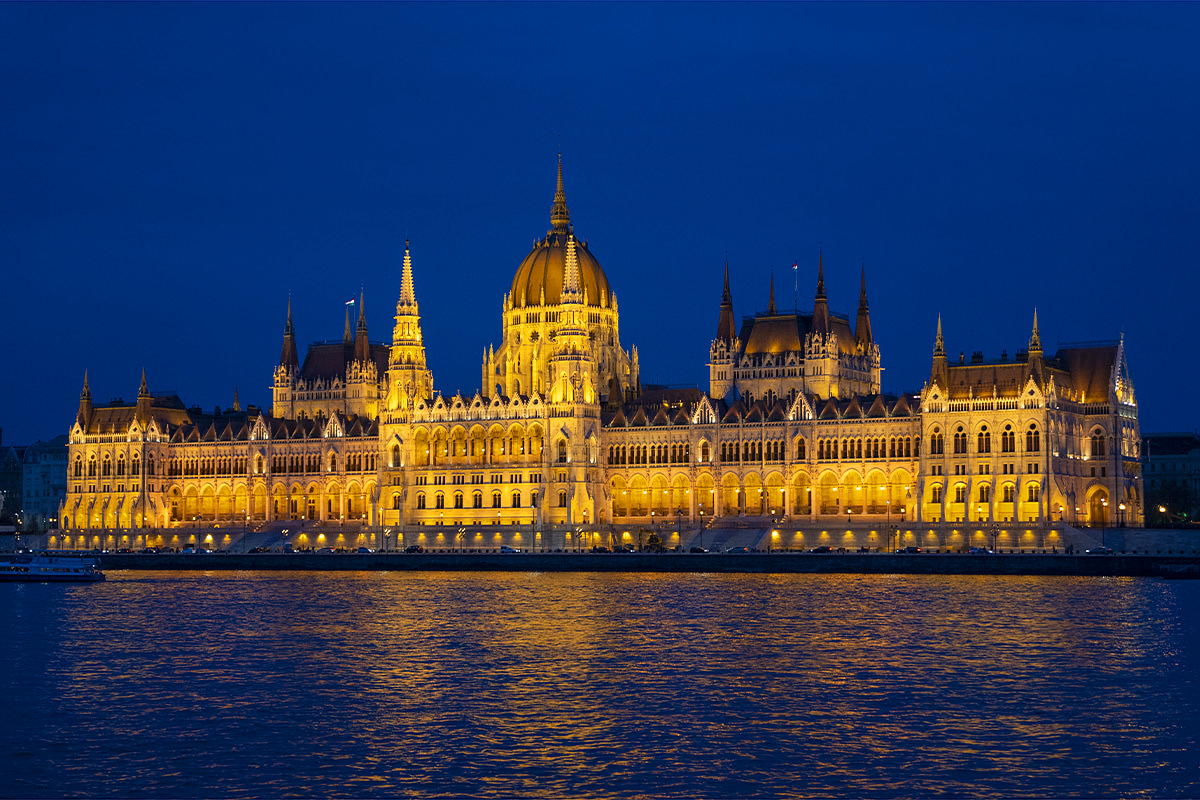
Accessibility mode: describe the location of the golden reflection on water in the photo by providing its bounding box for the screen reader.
[2,571,1197,798]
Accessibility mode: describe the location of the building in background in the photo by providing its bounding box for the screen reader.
[58,161,1144,552]
[1142,433,1200,524]
[22,435,68,531]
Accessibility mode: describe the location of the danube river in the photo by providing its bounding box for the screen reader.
[3,571,1198,798]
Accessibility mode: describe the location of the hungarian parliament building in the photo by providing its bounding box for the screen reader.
[59,160,1143,552]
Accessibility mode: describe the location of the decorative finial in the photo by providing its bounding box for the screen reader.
[934,314,946,357]
[815,251,826,299]
[1029,308,1042,353]
[139,367,148,397]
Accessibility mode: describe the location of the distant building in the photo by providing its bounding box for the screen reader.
[22,435,69,531]
[1142,433,1200,523]
[0,444,26,526]
[59,159,1145,552]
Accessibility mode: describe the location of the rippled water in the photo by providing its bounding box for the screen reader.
[2,571,1198,798]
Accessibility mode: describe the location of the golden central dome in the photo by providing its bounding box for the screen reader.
[509,159,612,309]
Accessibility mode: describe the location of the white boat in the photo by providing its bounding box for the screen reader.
[0,553,106,582]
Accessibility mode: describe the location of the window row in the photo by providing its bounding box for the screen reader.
[930,423,1038,456]
[411,490,569,510]
[816,437,914,461]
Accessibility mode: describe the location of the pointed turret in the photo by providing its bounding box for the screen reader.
[280,298,299,369]
[397,239,418,314]
[550,154,570,234]
[76,370,93,431]
[811,252,830,336]
[768,272,776,315]
[929,314,949,390]
[343,300,353,344]
[135,368,152,424]
[1027,308,1046,385]
[233,387,241,413]
[562,233,582,302]
[715,259,736,343]
[855,266,873,347]
[354,291,370,363]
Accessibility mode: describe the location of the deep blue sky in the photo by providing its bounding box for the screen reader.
[3,2,1197,446]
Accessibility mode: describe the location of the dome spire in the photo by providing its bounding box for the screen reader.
[716,257,736,343]
[551,153,570,233]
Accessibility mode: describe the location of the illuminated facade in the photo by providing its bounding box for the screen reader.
[60,160,1143,550]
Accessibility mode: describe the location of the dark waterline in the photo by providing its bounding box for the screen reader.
[3,572,1198,799]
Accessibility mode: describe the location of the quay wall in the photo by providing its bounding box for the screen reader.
[96,551,1200,577]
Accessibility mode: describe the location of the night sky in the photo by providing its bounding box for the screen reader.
[3,2,1197,446]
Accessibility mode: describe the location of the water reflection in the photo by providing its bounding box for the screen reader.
[1,572,1196,798]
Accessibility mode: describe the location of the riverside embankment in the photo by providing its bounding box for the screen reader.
[96,551,1200,577]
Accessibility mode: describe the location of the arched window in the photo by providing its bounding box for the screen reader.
[931,484,943,503]
[701,442,710,463]
[1027,484,1040,502]
[930,429,944,455]
[416,493,426,510]
[74,457,82,477]
[434,493,444,509]
[1003,484,1015,503]
[454,493,463,509]
[329,453,337,472]
[392,493,402,510]
[102,457,111,476]
[954,484,966,503]
[979,484,991,503]
[511,492,521,508]
[978,426,991,453]
[116,456,126,476]
[473,492,482,508]
[1091,431,1106,457]
[953,427,967,454]
[796,438,806,460]
[492,492,502,508]
[557,441,567,463]
[558,491,568,507]
[1026,425,1040,452]
[1002,425,1015,453]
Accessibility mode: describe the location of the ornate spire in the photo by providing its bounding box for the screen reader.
[138,367,148,397]
[716,258,736,343]
[811,252,830,336]
[855,265,873,346]
[397,239,418,313]
[77,370,93,430]
[768,272,776,315]
[280,299,299,368]
[343,300,353,344]
[82,369,90,399]
[233,386,241,413]
[354,290,370,363]
[934,314,946,358]
[1029,308,1042,353]
[562,233,582,301]
[550,154,570,233]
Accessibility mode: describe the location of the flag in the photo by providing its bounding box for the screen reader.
[345,298,355,305]
[792,262,798,270]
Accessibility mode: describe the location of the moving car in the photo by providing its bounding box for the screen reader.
[688,546,709,553]
[809,545,833,553]
[404,545,424,553]
[968,547,993,554]
[1085,546,1114,555]
[499,545,521,553]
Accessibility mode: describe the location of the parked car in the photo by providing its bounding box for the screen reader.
[499,545,521,553]
[404,545,424,553]
[688,546,709,553]
[591,546,612,553]
[726,546,751,554]
[968,547,993,554]
[1085,546,1114,555]
[900,546,923,554]
[316,547,334,554]
[356,547,374,554]
[612,543,635,553]
[809,545,833,553]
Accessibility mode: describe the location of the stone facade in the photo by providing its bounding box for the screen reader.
[58,160,1144,552]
